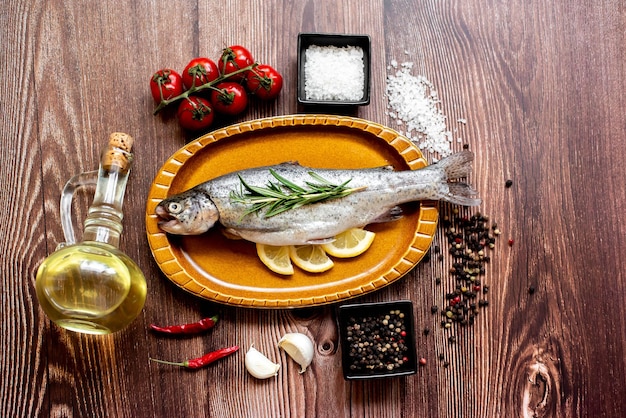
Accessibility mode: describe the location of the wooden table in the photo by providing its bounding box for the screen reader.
[3,1,625,416]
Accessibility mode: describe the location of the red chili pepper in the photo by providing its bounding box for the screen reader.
[149,345,239,369]
[150,315,219,334]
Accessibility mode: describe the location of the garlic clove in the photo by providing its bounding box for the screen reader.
[278,332,314,373]
[245,344,280,379]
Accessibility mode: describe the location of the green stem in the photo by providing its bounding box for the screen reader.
[153,63,258,115]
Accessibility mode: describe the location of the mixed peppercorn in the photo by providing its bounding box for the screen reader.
[432,209,499,329]
[344,309,412,373]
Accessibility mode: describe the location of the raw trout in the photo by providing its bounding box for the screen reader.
[155,151,480,245]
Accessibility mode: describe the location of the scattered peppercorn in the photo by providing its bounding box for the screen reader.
[432,210,498,337]
[505,179,513,188]
[528,286,536,295]
[423,328,430,336]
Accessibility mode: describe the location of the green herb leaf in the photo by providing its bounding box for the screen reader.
[229,170,365,219]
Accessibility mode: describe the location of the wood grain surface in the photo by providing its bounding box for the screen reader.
[2,0,624,417]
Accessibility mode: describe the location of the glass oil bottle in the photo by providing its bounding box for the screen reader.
[35,133,147,334]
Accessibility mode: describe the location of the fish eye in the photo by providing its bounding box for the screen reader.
[167,202,183,214]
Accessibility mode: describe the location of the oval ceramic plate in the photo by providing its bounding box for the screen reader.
[146,115,438,308]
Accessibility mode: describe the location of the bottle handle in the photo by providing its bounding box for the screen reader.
[59,170,98,247]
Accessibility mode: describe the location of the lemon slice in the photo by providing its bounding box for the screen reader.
[289,245,334,273]
[256,244,294,275]
[321,228,376,258]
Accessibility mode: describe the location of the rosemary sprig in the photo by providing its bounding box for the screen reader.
[229,169,365,218]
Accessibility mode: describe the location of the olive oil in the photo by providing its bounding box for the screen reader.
[35,133,146,334]
[35,243,146,334]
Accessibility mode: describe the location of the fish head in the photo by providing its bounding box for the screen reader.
[155,190,219,235]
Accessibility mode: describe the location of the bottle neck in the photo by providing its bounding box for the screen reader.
[82,147,133,248]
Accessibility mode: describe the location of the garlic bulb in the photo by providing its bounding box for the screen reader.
[278,333,314,373]
[244,344,280,379]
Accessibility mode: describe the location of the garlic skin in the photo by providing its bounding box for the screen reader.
[245,345,280,379]
[278,333,314,373]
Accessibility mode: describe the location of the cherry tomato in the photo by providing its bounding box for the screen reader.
[210,82,248,115]
[182,57,220,90]
[150,69,184,103]
[176,96,214,131]
[218,45,254,81]
[246,64,283,100]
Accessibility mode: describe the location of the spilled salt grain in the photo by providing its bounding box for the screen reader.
[385,61,453,158]
[304,45,364,101]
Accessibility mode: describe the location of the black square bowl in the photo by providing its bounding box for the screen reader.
[337,300,417,380]
[297,33,371,107]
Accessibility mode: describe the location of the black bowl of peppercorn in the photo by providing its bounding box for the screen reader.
[337,300,417,380]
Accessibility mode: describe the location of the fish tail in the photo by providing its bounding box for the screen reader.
[435,151,481,206]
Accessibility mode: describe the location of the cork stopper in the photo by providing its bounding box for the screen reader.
[109,132,134,151]
[103,132,134,173]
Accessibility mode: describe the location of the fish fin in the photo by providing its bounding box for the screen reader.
[222,228,244,240]
[371,206,404,223]
[435,150,474,180]
[445,182,482,206]
[306,237,336,245]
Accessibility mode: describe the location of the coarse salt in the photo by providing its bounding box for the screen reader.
[304,45,364,101]
[385,61,453,159]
